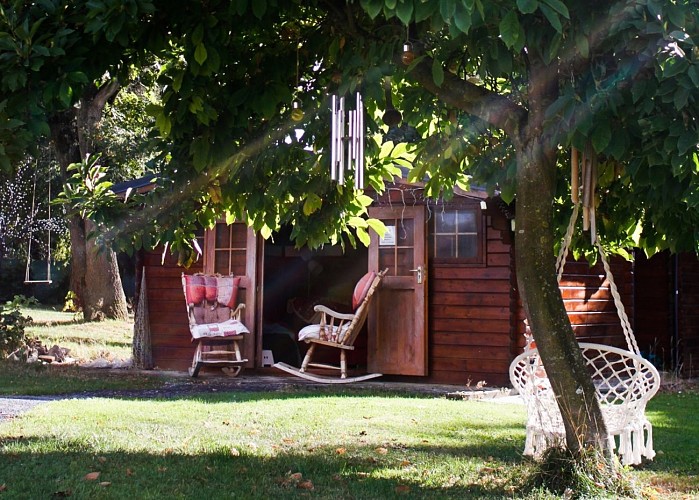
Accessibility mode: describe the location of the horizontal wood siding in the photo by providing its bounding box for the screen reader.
[143,250,202,370]
[428,213,514,387]
[559,258,634,349]
[679,252,699,376]
[634,251,673,370]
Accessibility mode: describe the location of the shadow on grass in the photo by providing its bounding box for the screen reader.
[0,438,522,499]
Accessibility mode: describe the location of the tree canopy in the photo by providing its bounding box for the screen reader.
[2,0,699,460]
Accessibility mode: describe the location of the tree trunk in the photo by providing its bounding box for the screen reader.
[49,111,86,311]
[514,63,610,457]
[48,81,128,321]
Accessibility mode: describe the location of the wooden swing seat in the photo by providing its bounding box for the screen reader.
[275,269,387,383]
[182,273,250,378]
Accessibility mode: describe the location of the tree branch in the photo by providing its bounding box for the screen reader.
[404,55,527,142]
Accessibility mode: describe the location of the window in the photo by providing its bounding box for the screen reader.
[429,208,483,264]
[204,221,249,275]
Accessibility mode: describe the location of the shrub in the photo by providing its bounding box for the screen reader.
[0,297,32,356]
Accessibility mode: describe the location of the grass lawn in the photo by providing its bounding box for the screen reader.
[0,387,697,499]
[22,307,133,362]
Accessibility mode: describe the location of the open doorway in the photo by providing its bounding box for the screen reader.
[261,225,368,368]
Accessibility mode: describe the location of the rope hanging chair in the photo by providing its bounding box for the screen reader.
[24,164,53,285]
[509,146,661,465]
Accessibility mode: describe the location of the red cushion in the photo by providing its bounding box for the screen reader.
[184,275,206,305]
[352,271,376,310]
[204,276,218,302]
[216,276,241,308]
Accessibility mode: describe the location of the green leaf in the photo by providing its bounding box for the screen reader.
[499,10,523,50]
[516,0,538,15]
[360,0,383,19]
[234,0,247,15]
[440,0,456,21]
[194,43,207,65]
[366,218,386,237]
[355,226,370,246]
[677,130,698,155]
[539,4,562,33]
[348,216,368,228]
[251,0,266,19]
[453,2,472,34]
[575,33,589,58]
[192,25,204,46]
[303,193,322,215]
[395,0,413,25]
[540,0,569,19]
[432,57,444,87]
[591,120,611,153]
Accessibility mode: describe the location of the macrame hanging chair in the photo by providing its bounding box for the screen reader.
[509,146,661,465]
[24,165,53,284]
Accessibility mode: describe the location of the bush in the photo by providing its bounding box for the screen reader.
[0,297,32,356]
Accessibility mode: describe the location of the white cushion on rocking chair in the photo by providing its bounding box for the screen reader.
[298,323,350,343]
[190,319,250,339]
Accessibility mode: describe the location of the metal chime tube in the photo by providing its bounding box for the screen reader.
[329,92,364,187]
[330,95,337,181]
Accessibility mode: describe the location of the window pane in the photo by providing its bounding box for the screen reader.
[396,248,414,275]
[435,235,456,258]
[458,210,477,232]
[458,235,478,259]
[214,250,229,274]
[215,224,230,249]
[379,248,394,273]
[231,224,247,248]
[435,211,456,233]
[397,219,415,246]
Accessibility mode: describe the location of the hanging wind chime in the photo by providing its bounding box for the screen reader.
[330,92,364,189]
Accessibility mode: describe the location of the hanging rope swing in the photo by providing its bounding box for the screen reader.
[510,145,660,465]
[24,164,53,285]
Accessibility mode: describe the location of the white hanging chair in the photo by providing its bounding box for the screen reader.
[510,149,662,465]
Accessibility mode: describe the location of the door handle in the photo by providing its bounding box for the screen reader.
[409,266,423,284]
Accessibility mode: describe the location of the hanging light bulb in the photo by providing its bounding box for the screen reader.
[401,27,414,65]
[291,100,304,122]
[401,42,415,65]
[290,38,304,122]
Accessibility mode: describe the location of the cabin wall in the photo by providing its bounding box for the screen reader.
[678,252,699,376]
[634,251,673,370]
[558,258,634,348]
[143,250,202,371]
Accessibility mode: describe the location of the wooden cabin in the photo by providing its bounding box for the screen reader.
[133,178,683,386]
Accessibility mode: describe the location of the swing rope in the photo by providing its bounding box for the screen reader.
[24,164,52,284]
[553,146,639,355]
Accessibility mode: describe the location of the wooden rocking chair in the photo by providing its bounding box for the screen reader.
[274,269,387,383]
[182,273,249,377]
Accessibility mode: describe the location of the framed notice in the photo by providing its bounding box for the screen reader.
[380,225,396,246]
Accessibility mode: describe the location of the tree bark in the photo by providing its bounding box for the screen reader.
[407,54,611,458]
[514,62,610,457]
[48,81,128,321]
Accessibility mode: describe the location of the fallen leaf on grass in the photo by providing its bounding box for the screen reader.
[99,482,111,487]
[375,447,388,455]
[0,484,6,492]
[282,438,294,444]
[395,485,411,493]
[297,480,314,490]
[230,447,240,456]
[97,456,107,464]
[157,467,168,473]
[335,447,346,455]
[83,472,101,481]
[125,468,134,477]
[289,472,303,481]
[400,460,411,467]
